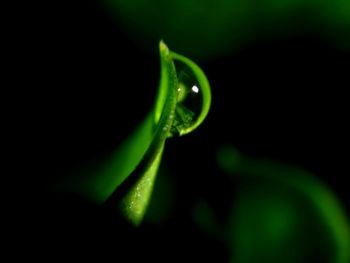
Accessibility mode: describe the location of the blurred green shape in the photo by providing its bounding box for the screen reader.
[102,0,252,59]
[231,188,302,263]
[102,0,350,59]
[216,146,350,263]
[315,0,350,49]
[54,41,211,226]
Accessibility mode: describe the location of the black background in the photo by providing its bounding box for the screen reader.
[12,0,349,261]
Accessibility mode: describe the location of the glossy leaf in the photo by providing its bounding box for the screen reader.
[54,41,211,226]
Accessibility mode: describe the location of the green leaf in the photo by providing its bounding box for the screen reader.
[54,41,211,226]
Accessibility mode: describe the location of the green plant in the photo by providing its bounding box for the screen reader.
[50,39,349,263]
[54,41,211,226]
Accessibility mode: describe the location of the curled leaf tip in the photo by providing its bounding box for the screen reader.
[103,40,211,226]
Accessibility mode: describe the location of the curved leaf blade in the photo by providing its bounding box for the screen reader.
[104,41,178,225]
[53,41,211,226]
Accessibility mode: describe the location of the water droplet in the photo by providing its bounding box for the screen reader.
[168,61,203,137]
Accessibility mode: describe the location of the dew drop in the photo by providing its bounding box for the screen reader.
[169,61,203,137]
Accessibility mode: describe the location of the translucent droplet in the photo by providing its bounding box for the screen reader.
[169,61,203,136]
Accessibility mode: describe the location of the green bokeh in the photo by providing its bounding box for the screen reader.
[102,0,350,59]
[216,146,350,263]
[103,0,250,59]
[231,182,335,263]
